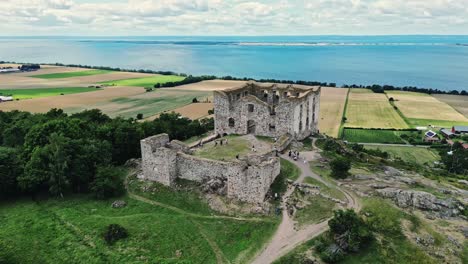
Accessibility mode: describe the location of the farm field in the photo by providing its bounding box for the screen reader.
[30,69,113,79]
[345,89,408,129]
[150,102,213,120]
[0,87,96,100]
[319,87,348,137]
[0,176,278,264]
[386,91,468,127]
[84,89,211,119]
[364,145,440,165]
[0,86,145,113]
[342,128,422,144]
[100,75,185,88]
[175,80,246,91]
[433,94,468,118]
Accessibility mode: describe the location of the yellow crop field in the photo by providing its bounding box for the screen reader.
[345,89,408,129]
[318,87,348,137]
[386,91,468,127]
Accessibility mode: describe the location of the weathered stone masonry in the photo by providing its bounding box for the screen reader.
[214,82,321,140]
[140,134,280,203]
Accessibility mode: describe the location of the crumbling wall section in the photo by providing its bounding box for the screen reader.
[140,134,178,186]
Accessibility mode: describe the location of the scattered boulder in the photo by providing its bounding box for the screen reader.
[383,166,402,177]
[111,200,127,208]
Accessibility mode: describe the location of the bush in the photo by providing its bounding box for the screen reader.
[136,113,143,120]
[90,166,125,199]
[329,209,373,252]
[208,109,214,115]
[330,157,351,179]
[103,224,128,245]
[192,97,198,103]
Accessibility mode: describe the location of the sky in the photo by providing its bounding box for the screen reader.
[1,0,468,36]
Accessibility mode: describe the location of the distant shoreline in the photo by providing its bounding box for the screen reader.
[1,61,467,96]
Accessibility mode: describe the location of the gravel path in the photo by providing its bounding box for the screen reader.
[252,140,360,263]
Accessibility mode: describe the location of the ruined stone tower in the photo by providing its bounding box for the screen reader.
[214,82,321,140]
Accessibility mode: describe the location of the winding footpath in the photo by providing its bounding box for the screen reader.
[252,141,360,264]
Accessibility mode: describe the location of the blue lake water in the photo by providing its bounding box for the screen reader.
[1,36,468,91]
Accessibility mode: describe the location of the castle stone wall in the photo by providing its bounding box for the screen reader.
[141,135,280,203]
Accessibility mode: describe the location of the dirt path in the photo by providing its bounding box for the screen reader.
[251,141,360,263]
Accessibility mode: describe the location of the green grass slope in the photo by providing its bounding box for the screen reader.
[0,175,278,264]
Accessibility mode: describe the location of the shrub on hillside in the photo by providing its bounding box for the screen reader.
[103,224,128,245]
[330,157,351,179]
[329,209,373,252]
[91,166,125,199]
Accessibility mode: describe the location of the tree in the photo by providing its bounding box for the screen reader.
[192,97,199,103]
[136,113,143,120]
[90,166,125,199]
[328,209,372,252]
[0,147,22,198]
[47,133,71,197]
[330,157,351,179]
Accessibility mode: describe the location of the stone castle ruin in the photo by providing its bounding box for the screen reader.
[140,82,321,203]
[214,82,320,140]
[140,134,280,203]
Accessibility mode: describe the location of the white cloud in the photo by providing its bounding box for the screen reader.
[0,0,467,35]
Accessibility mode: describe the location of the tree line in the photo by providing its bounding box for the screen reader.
[0,109,213,200]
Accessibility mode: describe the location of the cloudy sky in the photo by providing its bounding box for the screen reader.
[1,0,468,36]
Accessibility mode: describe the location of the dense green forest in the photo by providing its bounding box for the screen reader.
[0,109,213,199]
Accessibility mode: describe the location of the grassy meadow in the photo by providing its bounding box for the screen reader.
[31,69,113,79]
[345,89,408,129]
[342,128,422,144]
[0,87,97,100]
[319,87,349,137]
[364,145,440,165]
[0,175,278,264]
[100,75,185,88]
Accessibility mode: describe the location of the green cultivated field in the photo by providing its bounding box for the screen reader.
[31,70,113,79]
[0,176,278,264]
[100,75,185,87]
[407,118,468,128]
[0,87,97,99]
[343,128,422,144]
[364,146,440,165]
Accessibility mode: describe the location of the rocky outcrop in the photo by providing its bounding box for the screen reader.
[376,188,464,217]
